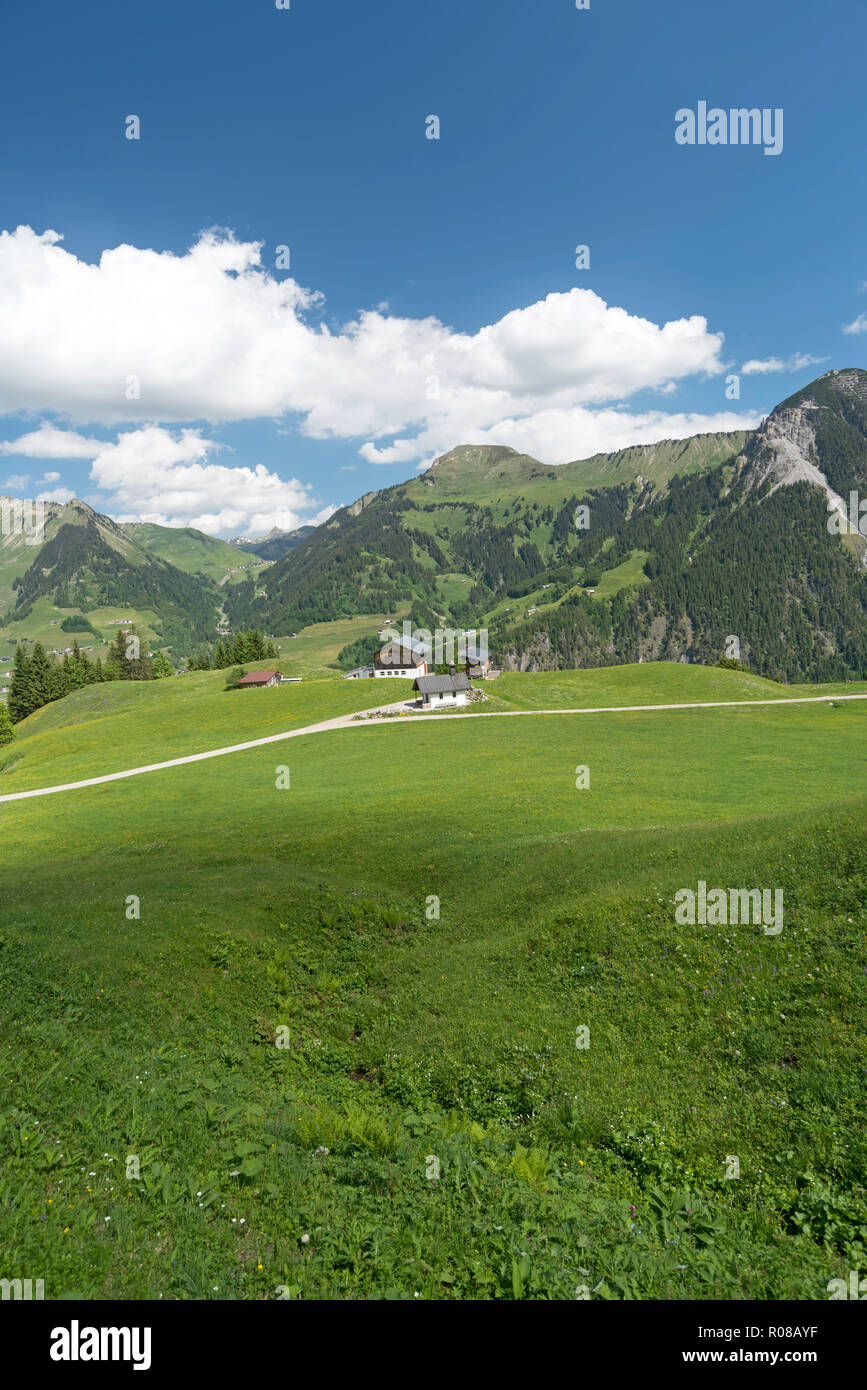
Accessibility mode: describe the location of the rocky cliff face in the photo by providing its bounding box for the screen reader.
[736,398,849,523]
[734,369,867,554]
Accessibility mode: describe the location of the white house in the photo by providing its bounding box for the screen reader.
[413,671,470,707]
[373,637,429,679]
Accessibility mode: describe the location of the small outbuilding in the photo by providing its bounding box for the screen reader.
[413,671,470,708]
[237,669,280,688]
[465,644,492,679]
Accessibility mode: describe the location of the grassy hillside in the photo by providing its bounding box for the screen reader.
[227,374,867,684]
[404,434,748,506]
[0,664,864,1299]
[0,500,221,658]
[120,523,258,585]
[0,597,163,668]
[273,614,406,674]
[0,666,413,791]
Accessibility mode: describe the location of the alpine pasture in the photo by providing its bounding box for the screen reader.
[1,661,865,1299]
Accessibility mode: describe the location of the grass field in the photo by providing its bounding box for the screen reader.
[0,663,864,1299]
[0,599,163,668]
[271,614,402,673]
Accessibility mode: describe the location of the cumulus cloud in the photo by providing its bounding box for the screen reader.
[0,226,749,471]
[84,425,332,535]
[395,405,762,470]
[36,486,75,503]
[740,353,827,375]
[0,423,103,457]
[842,313,867,336]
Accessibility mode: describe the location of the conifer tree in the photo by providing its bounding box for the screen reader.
[7,645,31,722]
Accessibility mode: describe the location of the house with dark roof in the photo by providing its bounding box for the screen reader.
[412,671,470,708]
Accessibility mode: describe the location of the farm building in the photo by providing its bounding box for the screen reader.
[413,671,470,708]
[237,669,280,688]
[343,665,374,679]
[373,637,429,679]
[465,644,492,679]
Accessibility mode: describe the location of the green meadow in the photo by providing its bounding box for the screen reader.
[0,663,865,1299]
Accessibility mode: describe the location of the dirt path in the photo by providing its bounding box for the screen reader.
[1,691,865,805]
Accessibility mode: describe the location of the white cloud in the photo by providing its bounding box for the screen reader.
[1,473,30,489]
[0,423,103,457]
[40,470,60,483]
[86,425,332,535]
[842,313,867,336]
[740,352,827,375]
[400,405,762,471]
[0,226,750,468]
[36,486,75,503]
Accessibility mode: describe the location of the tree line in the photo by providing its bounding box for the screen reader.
[186,629,278,670]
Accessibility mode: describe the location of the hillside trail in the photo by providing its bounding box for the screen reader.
[1,691,866,805]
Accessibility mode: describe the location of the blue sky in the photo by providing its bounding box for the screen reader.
[0,0,864,534]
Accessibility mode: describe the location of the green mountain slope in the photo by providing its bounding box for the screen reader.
[226,372,867,683]
[404,432,748,505]
[1,500,220,656]
[119,522,257,584]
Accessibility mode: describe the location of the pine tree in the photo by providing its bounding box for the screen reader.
[7,645,31,722]
[125,625,153,681]
[151,651,173,678]
[27,642,55,713]
[107,629,130,680]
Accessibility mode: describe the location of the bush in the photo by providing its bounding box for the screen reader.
[0,704,14,745]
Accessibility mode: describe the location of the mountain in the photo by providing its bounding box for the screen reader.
[404,433,748,503]
[0,499,220,655]
[118,521,257,584]
[229,524,316,560]
[225,371,867,683]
